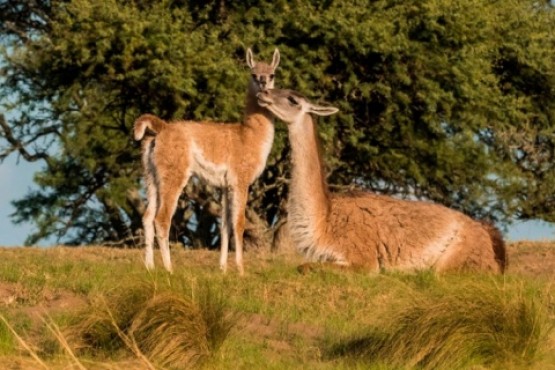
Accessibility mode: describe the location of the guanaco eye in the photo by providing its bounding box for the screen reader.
[251,74,257,80]
[269,74,275,80]
[287,96,298,105]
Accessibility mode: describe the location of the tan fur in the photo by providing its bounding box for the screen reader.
[134,114,167,140]
[134,48,280,274]
[257,89,506,274]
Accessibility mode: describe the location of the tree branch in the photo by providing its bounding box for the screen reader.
[0,114,53,163]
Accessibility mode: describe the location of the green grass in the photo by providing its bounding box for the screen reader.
[328,275,553,369]
[0,246,552,369]
[0,320,16,355]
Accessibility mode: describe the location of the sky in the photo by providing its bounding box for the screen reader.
[0,156,42,246]
[0,157,554,246]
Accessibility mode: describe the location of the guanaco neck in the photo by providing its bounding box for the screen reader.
[288,114,330,224]
[245,85,275,123]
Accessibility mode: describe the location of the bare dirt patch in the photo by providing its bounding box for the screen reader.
[0,282,20,306]
[242,313,321,341]
[0,281,85,312]
[239,313,323,353]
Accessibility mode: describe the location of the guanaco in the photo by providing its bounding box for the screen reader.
[134,48,280,274]
[257,88,506,273]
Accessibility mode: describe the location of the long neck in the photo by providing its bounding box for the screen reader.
[241,85,275,180]
[244,84,272,117]
[288,115,330,224]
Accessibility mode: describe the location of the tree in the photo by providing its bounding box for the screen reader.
[0,0,554,247]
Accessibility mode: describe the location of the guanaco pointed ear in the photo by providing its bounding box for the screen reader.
[308,104,339,116]
[246,48,255,68]
[271,48,280,69]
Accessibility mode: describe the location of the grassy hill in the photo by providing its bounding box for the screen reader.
[0,242,553,369]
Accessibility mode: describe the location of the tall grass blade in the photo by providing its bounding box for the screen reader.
[330,276,553,370]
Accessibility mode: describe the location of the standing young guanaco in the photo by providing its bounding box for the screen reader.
[134,48,280,274]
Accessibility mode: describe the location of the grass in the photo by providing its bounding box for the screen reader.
[329,275,553,369]
[65,278,235,368]
[0,243,552,369]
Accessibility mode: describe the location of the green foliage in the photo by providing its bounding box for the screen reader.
[0,0,554,245]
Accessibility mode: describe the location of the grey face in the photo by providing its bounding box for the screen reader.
[257,89,339,123]
[257,89,305,123]
[257,89,302,106]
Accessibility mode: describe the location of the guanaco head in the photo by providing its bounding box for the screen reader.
[257,89,339,124]
[246,48,280,92]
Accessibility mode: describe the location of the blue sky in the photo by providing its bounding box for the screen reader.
[0,157,42,246]
[0,157,554,246]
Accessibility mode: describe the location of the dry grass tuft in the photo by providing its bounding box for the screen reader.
[67,283,154,353]
[195,282,237,352]
[330,276,554,370]
[130,293,210,367]
[66,279,234,368]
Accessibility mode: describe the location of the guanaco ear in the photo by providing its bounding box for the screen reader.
[308,104,339,116]
[246,48,255,68]
[271,48,280,69]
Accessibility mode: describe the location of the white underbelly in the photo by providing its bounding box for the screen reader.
[190,146,228,187]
